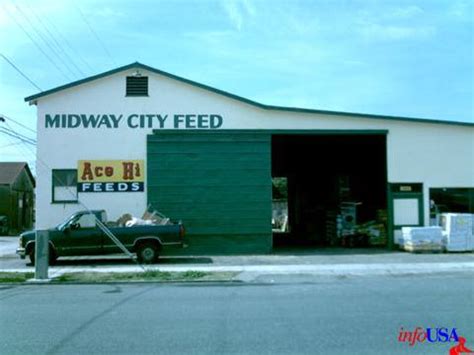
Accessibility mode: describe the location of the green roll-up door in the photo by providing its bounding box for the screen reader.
[147,130,272,254]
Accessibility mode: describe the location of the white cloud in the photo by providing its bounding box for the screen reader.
[220,0,256,31]
[221,0,243,30]
[449,0,472,19]
[0,2,17,28]
[353,4,435,42]
[285,13,319,36]
[241,0,256,17]
[93,7,125,19]
[357,22,436,41]
[390,5,423,19]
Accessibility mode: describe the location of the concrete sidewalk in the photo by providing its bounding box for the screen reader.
[2,236,473,279]
[34,260,474,280]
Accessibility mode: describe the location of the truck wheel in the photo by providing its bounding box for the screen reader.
[49,246,57,265]
[28,246,57,266]
[28,249,35,266]
[136,243,159,264]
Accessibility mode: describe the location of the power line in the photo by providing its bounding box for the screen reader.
[0,141,24,149]
[0,53,43,91]
[41,13,95,75]
[75,4,117,66]
[12,2,79,80]
[0,118,36,143]
[22,1,86,78]
[0,128,36,146]
[0,128,36,176]
[0,114,37,134]
[3,4,72,81]
[0,125,36,144]
[0,114,36,134]
[1,122,37,164]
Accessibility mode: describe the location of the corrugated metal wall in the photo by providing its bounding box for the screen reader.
[147,130,272,254]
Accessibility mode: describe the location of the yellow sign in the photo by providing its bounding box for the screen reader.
[77,160,145,193]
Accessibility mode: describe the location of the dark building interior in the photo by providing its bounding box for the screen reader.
[272,134,387,247]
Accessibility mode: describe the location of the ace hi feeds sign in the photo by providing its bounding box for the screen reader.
[78,160,144,192]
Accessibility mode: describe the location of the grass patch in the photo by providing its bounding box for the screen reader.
[0,272,34,283]
[54,271,237,283]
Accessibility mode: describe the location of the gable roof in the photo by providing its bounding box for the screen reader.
[0,162,35,187]
[25,62,473,127]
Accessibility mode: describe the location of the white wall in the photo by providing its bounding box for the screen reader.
[34,68,474,230]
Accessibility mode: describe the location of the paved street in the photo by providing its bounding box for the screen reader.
[1,273,473,355]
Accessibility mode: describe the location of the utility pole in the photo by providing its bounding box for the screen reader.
[34,230,49,280]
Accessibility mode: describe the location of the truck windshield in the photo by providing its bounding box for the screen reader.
[56,213,80,231]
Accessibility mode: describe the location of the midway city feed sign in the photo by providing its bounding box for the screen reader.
[78,160,145,192]
[45,113,224,129]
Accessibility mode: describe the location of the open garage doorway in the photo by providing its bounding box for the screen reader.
[272,133,388,249]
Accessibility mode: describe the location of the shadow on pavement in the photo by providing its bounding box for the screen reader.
[271,247,394,256]
[47,256,214,267]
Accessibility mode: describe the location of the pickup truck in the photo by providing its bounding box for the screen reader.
[16,210,185,265]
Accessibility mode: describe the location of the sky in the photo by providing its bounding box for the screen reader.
[0,0,473,173]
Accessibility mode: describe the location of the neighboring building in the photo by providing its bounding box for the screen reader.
[25,62,474,254]
[0,162,35,234]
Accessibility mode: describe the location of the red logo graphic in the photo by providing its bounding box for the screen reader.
[449,337,473,355]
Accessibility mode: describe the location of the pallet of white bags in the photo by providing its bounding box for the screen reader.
[403,243,444,253]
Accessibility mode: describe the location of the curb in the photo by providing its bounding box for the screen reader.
[1,279,243,286]
[2,262,474,275]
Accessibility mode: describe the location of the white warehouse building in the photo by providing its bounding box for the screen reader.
[25,62,474,254]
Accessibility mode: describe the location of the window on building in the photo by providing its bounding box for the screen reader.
[126,76,148,96]
[429,188,474,225]
[52,169,77,203]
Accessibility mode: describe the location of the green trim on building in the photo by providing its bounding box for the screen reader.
[25,62,473,127]
[386,185,394,250]
[152,129,390,135]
